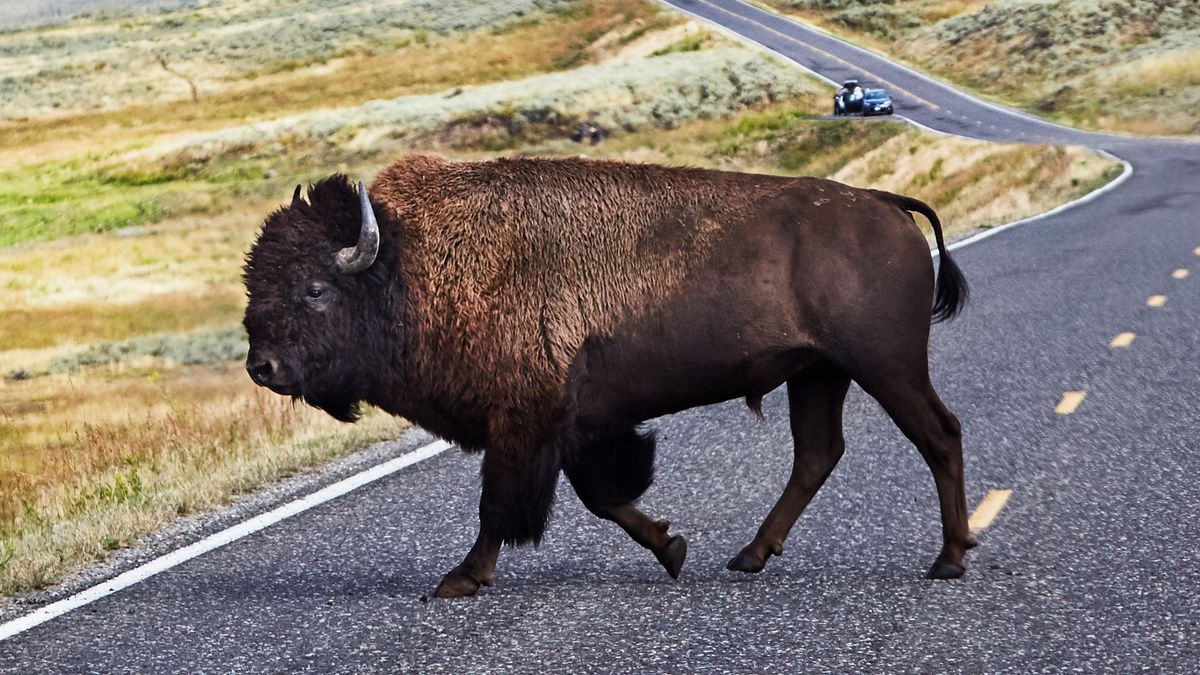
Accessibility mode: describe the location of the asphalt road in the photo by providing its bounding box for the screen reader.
[3,0,1200,671]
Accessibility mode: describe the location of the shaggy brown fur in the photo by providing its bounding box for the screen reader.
[370,155,779,453]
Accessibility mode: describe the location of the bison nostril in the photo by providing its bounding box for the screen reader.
[247,356,278,384]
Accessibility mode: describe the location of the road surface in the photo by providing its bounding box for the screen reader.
[2,0,1198,670]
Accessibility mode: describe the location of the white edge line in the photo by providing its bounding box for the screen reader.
[652,0,1136,256]
[0,1,1139,641]
[0,439,453,642]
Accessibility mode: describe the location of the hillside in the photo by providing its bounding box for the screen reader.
[0,0,196,32]
[766,0,1200,135]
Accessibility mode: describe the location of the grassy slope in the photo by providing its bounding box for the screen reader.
[762,0,1200,135]
[0,0,1117,595]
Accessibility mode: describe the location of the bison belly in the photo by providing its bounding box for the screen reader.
[570,265,818,428]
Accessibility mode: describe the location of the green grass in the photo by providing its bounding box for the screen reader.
[0,154,338,247]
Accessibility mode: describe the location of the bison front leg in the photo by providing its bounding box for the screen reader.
[434,445,559,598]
[563,426,687,579]
[434,530,501,599]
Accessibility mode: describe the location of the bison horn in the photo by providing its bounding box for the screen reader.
[292,184,304,205]
[336,181,380,274]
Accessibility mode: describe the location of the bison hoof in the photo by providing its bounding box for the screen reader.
[655,535,688,580]
[725,550,765,574]
[434,571,483,598]
[720,547,768,571]
[726,540,782,574]
[965,532,979,549]
[926,560,966,580]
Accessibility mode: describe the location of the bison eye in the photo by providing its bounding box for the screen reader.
[301,281,334,308]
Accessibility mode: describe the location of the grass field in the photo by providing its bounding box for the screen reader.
[761,0,1200,135]
[0,0,1118,595]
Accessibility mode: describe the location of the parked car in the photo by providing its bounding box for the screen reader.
[861,88,894,116]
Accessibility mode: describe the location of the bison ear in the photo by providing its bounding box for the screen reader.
[291,184,305,206]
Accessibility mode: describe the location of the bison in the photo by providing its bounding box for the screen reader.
[242,155,972,598]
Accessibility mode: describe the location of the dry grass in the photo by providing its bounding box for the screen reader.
[912,0,990,23]
[831,132,1121,235]
[0,361,402,593]
[0,0,669,165]
[0,291,243,352]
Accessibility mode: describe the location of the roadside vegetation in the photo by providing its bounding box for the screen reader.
[0,0,1117,596]
[761,0,1200,135]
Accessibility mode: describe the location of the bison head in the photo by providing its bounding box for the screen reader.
[242,175,390,422]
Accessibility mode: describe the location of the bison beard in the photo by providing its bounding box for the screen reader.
[242,155,973,598]
[300,359,366,423]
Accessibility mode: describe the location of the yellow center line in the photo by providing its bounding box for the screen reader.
[1146,295,1167,307]
[1055,391,1086,414]
[969,489,1013,533]
[1109,332,1136,348]
[1172,269,1189,280]
[1195,246,1200,256]
[691,0,941,110]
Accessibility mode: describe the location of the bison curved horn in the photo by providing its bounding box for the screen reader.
[292,184,304,206]
[335,181,380,274]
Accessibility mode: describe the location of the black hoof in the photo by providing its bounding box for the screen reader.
[926,560,966,580]
[655,535,687,579]
[965,532,979,549]
[434,571,482,598]
[726,549,766,574]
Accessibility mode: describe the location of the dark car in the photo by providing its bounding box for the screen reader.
[862,88,894,116]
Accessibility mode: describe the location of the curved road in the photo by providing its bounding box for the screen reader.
[3,0,1199,670]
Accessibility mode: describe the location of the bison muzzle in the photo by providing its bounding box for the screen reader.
[242,155,972,598]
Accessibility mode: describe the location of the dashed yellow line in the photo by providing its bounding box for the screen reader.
[1146,295,1168,308]
[1172,269,1189,280]
[1055,391,1086,414]
[969,489,1013,533]
[691,0,941,110]
[1110,332,1136,348]
[1194,246,1200,256]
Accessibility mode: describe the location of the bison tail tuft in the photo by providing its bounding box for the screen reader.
[932,250,969,323]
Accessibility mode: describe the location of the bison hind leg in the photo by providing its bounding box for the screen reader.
[728,360,851,574]
[565,426,687,579]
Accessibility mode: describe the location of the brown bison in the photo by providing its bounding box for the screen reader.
[242,155,972,598]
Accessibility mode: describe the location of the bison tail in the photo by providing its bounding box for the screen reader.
[872,190,970,323]
[931,246,969,324]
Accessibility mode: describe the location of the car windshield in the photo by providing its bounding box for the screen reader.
[864,91,889,100]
